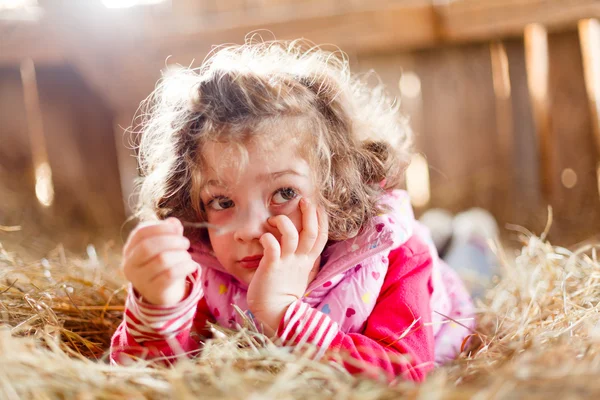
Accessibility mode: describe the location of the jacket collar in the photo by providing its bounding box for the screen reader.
[308,190,414,289]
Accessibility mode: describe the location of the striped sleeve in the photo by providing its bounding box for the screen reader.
[124,271,203,343]
[276,300,340,359]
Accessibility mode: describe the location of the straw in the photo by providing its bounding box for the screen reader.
[1,227,600,398]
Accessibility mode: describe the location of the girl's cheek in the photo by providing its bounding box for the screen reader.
[277,197,302,216]
[206,209,232,225]
[281,202,303,230]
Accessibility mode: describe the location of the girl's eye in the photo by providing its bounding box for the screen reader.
[272,187,298,205]
[207,196,234,211]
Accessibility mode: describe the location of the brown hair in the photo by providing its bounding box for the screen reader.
[134,39,413,241]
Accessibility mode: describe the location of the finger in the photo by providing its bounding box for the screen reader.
[309,205,329,258]
[126,235,191,271]
[297,198,318,254]
[259,232,281,266]
[149,259,199,284]
[129,250,192,283]
[144,249,192,271]
[124,218,183,257]
[268,215,299,256]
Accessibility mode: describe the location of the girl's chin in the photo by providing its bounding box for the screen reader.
[234,270,254,288]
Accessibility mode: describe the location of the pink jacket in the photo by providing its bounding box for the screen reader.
[111,191,474,381]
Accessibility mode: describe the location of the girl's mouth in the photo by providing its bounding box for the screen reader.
[239,255,262,269]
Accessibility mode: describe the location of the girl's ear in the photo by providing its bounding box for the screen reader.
[360,140,390,185]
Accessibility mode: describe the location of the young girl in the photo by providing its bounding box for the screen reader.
[110,40,475,382]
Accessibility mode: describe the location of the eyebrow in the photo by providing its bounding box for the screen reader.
[258,169,305,181]
[204,178,227,188]
[203,169,305,189]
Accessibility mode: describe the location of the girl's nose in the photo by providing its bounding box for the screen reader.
[232,205,271,243]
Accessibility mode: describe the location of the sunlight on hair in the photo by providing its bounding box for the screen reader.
[398,72,421,99]
[35,162,54,207]
[406,153,430,207]
[102,0,165,8]
[561,168,578,189]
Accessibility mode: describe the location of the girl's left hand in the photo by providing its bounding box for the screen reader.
[247,198,328,335]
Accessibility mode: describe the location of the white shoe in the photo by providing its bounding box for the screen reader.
[418,208,454,255]
[445,208,499,298]
[451,208,499,245]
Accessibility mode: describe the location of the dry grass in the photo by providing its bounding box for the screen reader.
[1,226,600,399]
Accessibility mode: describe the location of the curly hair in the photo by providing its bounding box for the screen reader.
[134,39,413,241]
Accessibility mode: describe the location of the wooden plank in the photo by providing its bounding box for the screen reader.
[353,53,427,209]
[0,67,35,218]
[20,60,49,178]
[20,59,55,209]
[72,74,127,232]
[440,0,600,42]
[2,0,598,113]
[545,30,600,243]
[579,19,600,157]
[151,3,439,59]
[145,0,600,56]
[35,65,126,234]
[524,24,553,201]
[503,38,544,232]
[490,41,515,223]
[411,43,499,215]
[2,0,597,69]
[0,68,31,169]
[515,28,600,243]
[42,3,155,111]
[579,18,600,205]
[0,22,65,66]
[357,33,600,240]
[172,0,209,15]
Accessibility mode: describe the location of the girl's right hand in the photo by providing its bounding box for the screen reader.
[122,218,198,306]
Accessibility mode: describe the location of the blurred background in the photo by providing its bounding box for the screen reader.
[1,0,599,255]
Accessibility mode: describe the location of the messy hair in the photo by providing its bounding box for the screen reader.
[134,39,413,241]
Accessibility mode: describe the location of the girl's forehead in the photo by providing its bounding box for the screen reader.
[200,136,311,183]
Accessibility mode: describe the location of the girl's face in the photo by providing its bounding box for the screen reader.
[199,137,324,288]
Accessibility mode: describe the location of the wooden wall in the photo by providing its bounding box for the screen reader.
[0,68,35,224]
[0,65,125,250]
[1,7,599,248]
[357,30,600,244]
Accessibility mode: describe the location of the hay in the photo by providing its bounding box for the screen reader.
[1,229,600,399]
